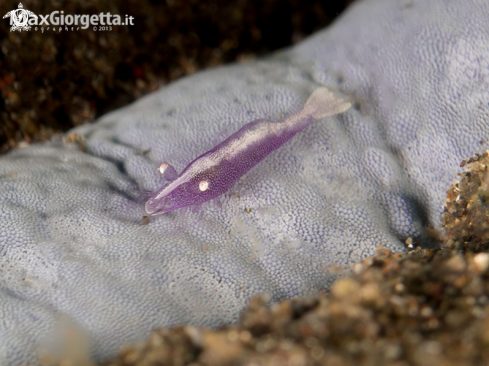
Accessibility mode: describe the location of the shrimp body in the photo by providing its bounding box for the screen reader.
[145,88,351,216]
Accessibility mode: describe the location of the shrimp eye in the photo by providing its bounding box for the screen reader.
[199,180,209,192]
[158,163,170,174]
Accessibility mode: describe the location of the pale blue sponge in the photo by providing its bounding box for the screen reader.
[1,0,488,363]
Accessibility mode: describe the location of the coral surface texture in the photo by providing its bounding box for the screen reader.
[1,0,488,364]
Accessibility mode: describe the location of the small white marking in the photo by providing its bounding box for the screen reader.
[158,163,170,175]
[199,180,209,192]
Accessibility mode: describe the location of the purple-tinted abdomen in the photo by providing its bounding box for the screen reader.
[145,115,312,215]
[197,115,313,193]
[145,87,352,216]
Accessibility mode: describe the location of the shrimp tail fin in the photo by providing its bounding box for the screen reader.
[304,87,351,120]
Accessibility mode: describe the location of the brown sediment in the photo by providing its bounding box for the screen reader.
[0,0,352,154]
[442,150,489,252]
[96,248,489,366]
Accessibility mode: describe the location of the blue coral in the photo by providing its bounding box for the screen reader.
[1,0,489,363]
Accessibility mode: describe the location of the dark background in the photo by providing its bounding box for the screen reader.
[0,0,353,153]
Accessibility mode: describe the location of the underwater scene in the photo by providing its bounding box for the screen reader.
[1,0,489,365]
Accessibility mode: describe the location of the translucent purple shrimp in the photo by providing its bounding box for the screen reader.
[145,88,351,216]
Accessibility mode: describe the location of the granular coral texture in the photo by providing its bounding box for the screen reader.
[101,248,489,366]
[442,150,489,252]
[1,0,489,364]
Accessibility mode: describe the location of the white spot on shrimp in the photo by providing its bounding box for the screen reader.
[199,180,209,192]
[158,163,170,175]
